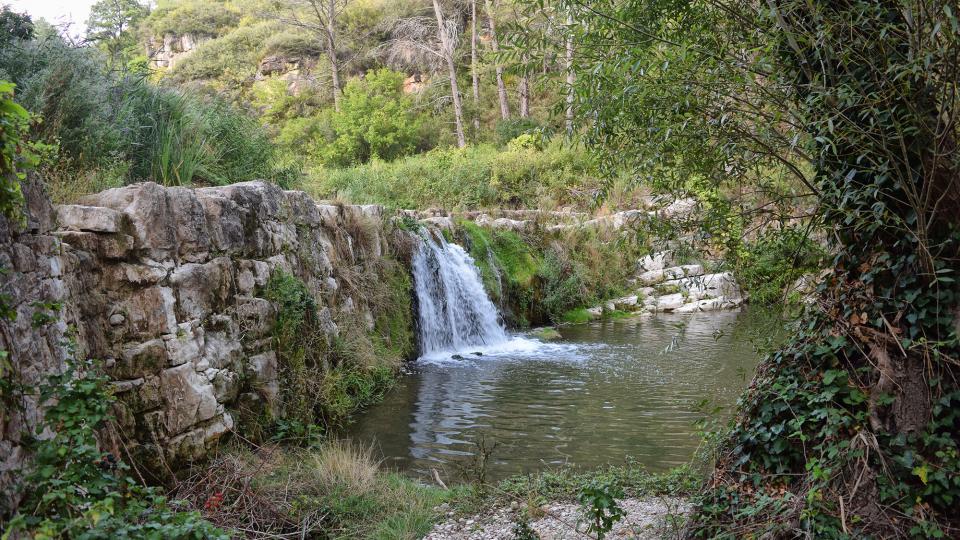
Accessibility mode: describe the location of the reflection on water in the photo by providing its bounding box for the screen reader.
[346,311,768,482]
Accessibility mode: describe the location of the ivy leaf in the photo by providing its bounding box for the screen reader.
[912,464,929,485]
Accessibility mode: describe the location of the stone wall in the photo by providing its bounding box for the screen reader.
[0,180,400,511]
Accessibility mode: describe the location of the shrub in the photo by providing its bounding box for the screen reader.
[308,140,599,210]
[3,358,225,538]
[169,21,281,85]
[143,0,241,37]
[260,29,324,58]
[0,80,43,220]
[317,68,423,166]
[0,27,295,194]
[495,117,541,146]
[577,480,625,540]
[735,226,825,305]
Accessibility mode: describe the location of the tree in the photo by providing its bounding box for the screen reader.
[272,0,349,111]
[0,6,33,47]
[85,0,148,67]
[563,11,573,136]
[430,0,466,147]
[483,0,510,120]
[471,0,480,131]
[386,0,466,148]
[545,0,960,537]
[317,68,422,166]
[517,52,529,118]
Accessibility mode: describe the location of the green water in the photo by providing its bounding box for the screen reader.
[347,310,774,482]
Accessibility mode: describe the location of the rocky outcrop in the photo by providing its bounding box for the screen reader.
[0,180,401,509]
[583,250,743,319]
[147,33,212,69]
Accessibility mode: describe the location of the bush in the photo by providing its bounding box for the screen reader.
[495,117,541,147]
[735,226,825,304]
[144,0,241,37]
[260,29,324,58]
[308,140,599,210]
[168,21,281,85]
[0,27,296,194]
[3,358,225,538]
[317,68,423,166]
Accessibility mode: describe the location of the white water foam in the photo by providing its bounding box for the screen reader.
[411,231,580,362]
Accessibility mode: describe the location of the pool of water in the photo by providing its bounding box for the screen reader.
[346,311,766,482]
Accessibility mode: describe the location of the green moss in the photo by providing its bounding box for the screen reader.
[604,310,635,320]
[489,229,541,288]
[561,308,593,324]
[531,327,562,340]
[458,220,503,302]
[371,261,416,363]
[261,266,410,434]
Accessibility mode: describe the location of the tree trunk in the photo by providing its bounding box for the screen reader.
[484,0,510,120]
[432,0,466,148]
[519,54,530,118]
[471,0,480,132]
[564,13,574,136]
[325,0,341,111]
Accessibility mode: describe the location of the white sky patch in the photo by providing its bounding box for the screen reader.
[7,0,99,38]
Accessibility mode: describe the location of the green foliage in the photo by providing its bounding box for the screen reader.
[0,28,295,195]
[310,141,597,210]
[0,6,33,46]
[511,515,540,540]
[263,269,328,427]
[560,308,592,325]
[4,358,225,538]
[86,0,149,66]
[169,21,281,86]
[456,219,644,326]
[260,29,324,58]
[736,226,825,305]
[0,81,35,221]
[125,84,294,186]
[495,118,541,147]
[262,261,410,433]
[538,250,590,320]
[499,462,699,503]
[144,0,241,36]
[577,480,625,540]
[317,68,422,166]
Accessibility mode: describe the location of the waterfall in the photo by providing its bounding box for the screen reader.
[411,231,508,357]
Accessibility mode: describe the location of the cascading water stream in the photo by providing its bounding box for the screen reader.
[411,230,509,357]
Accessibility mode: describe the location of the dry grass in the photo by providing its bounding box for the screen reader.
[311,439,380,495]
[173,441,457,539]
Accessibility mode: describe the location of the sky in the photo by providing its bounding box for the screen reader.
[6,0,99,37]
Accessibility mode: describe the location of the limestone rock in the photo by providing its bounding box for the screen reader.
[160,363,219,436]
[248,351,279,404]
[56,204,125,233]
[113,339,168,380]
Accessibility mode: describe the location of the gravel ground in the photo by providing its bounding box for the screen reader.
[424,497,690,540]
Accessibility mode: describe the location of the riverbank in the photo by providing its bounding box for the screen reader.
[167,439,701,539]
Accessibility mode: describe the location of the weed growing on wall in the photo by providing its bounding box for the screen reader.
[262,255,414,435]
[2,358,225,538]
[457,220,646,326]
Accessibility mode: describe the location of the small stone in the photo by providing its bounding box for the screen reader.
[109,313,125,325]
